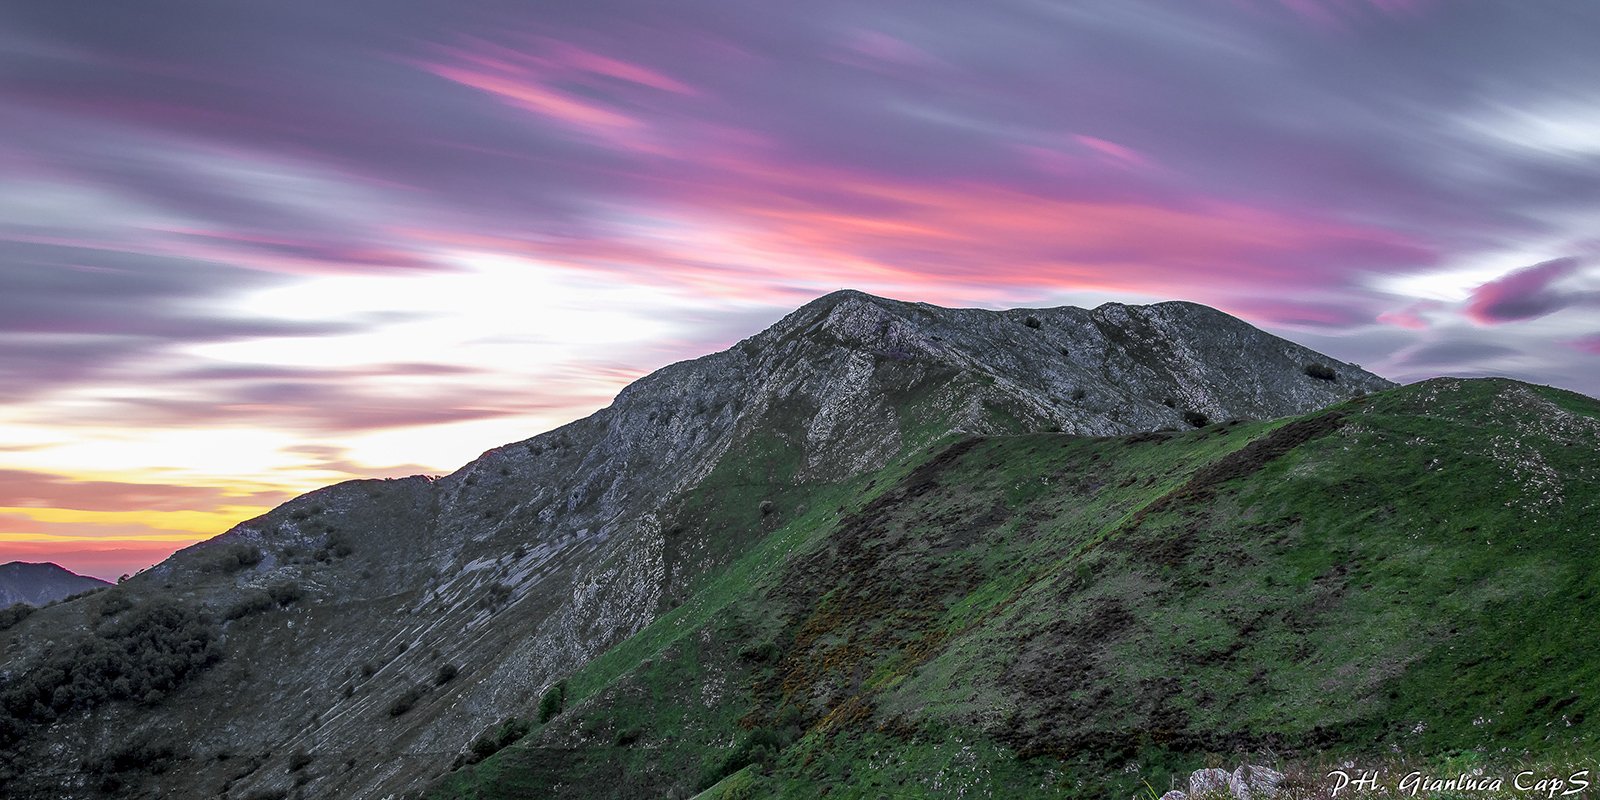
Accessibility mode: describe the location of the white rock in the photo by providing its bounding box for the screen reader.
[1160,792,1188,800]
[1230,764,1284,799]
[1190,767,1233,796]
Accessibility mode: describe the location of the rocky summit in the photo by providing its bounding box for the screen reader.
[6,292,1595,800]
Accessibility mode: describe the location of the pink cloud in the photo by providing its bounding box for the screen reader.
[1074,135,1152,169]
[1377,300,1441,329]
[1465,257,1583,324]
[399,151,1435,314]
[416,37,698,153]
[838,30,942,70]
[1569,334,1600,355]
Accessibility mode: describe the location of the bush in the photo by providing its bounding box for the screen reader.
[434,664,458,686]
[388,685,426,717]
[316,531,354,562]
[215,543,263,573]
[287,750,313,772]
[467,717,531,764]
[537,680,567,723]
[0,604,35,632]
[94,591,133,619]
[739,641,781,665]
[266,582,304,607]
[1182,410,1210,428]
[1022,315,1042,329]
[222,591,274,621]
[696,712,804,790]
[82,741,176,776]
[1303,362,1337,381]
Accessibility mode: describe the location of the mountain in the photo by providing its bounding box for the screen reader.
[0,291,1409,798]
[426,376,1600,799]
[0,562,111,609]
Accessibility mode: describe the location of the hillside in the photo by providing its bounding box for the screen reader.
[0,291,1391,799]
[0,562,111,609]
[429,378,1600,799]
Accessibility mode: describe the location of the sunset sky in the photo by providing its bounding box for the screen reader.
[2,1,1598,580]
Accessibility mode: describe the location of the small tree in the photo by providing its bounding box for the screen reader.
[538,680,568,723]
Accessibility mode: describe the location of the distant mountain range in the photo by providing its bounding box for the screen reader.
[0,562,110,609]
[1,292,1593,799]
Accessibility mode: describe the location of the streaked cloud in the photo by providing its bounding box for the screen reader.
[0,0,1598,578]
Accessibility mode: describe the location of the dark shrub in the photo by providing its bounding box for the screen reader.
[327,532,353,557]
[1303,362,1337,381]
[467,717,531,764]
[1071,388,1087,401]
[388,685,426,717]
[222,591,274,621]
[94,591,133,618]
[537,680,567,723]
[434,664,458,686]
[739,641,781,664]
[1182,410,1210,428]
[0,604,35,632]
[479,583,513,610]
[287,750,313,772]
[1022,315,1042,328]
[266,582,303,607]
[82,741,176,776]
[696,711,805,790]
[215,543,263,573]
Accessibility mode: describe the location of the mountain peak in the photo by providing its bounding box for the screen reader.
[0,561,111,608]
[0,291,1402,799]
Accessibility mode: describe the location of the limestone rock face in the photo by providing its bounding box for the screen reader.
[0,291,1388,800]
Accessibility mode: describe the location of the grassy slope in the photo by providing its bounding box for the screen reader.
[430,378,1600,799]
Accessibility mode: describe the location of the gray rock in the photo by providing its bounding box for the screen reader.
[1190,767,1234,796]
[1231,764,1285,799]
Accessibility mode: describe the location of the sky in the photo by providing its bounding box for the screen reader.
[1,1,1598,581]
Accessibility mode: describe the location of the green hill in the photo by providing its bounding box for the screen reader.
[430,378,1600,799]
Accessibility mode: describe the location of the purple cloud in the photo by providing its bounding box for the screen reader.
[1465,257,1587,324]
